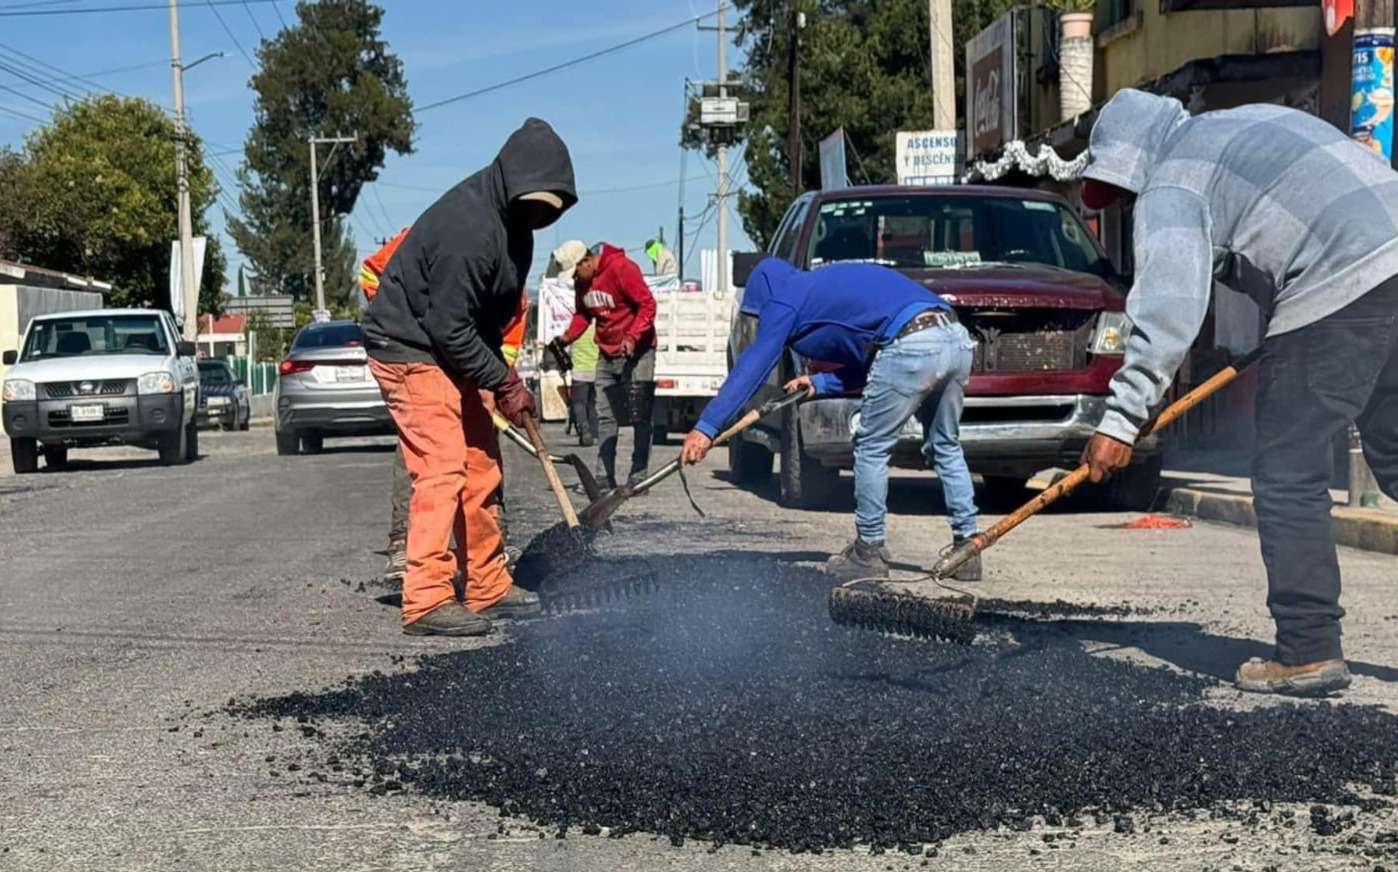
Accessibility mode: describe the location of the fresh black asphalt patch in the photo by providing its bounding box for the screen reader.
[241,555,1398,854]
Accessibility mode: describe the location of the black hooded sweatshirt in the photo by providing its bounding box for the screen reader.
[363,118,576,389]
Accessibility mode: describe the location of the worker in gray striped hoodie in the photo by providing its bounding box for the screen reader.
[1078,89,1398,697]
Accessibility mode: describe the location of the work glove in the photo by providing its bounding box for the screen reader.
[546,337,573,372]
[496,368,536,429]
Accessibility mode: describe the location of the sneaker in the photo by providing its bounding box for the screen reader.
[1235,657,1351,696]
[402,602,492,637]
[383,539,407,583]
[476,585,543,620]
[945,535,982,582]
[825,538,890,584]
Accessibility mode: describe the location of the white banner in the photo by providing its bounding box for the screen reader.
[537,273,688,346]
[819,129,848,190]
[168,236,207,327]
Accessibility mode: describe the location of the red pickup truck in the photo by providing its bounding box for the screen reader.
[725,184,1161,509]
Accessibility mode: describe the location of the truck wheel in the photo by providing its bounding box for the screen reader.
[1106,454,1164,511]
[11,438,38,474]
[184,420,199,461]
[300,431,324,454]
[275,429,300,456]
[728,437,774,484]
[779,401,839,508]
[158,424,187,466]
[42,445,68,470]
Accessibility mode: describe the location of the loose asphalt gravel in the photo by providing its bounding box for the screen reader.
[4,427,1398,870]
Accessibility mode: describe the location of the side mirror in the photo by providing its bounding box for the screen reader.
[730,252,765,288]
[2,350,16,366]
[177,341,197,357]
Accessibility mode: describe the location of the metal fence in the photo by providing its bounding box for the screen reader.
[226,355,278,396]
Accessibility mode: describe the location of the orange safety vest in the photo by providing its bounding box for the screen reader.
[361,226,528,365]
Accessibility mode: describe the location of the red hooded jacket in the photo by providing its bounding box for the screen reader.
[561,244,657,358]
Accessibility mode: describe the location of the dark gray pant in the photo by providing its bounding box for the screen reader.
[570,378,599,445]
[388,432,510,550]
[595,348,655,487]
[1253,275,1398,665]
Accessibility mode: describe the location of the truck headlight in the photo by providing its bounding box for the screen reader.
[138,372,177,395]
[2,379,35,402]
[1091,312,1132,355]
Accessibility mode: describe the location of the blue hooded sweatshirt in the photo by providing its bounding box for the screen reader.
[695,258,949,438]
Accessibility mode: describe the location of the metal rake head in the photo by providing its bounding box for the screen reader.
[540,571,663,614]
[827,585,977,644]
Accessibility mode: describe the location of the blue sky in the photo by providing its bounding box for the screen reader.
[0,0,755,293]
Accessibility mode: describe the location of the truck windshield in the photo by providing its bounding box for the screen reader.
[21,314,169,361]
[806,195,1106,274]
[198,363,232,385]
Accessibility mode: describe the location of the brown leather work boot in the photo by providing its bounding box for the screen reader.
[402,602,492,637]
[475,584,543,620]
[1235,657,1351,697]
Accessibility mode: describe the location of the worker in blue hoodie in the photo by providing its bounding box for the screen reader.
[681,258,981,582]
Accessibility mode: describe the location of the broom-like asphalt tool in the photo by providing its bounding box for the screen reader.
[513,414,596,586]
[828,347,1264,642]
[537,567,664,614]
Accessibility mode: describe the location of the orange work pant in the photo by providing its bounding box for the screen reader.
[368,359,512,623]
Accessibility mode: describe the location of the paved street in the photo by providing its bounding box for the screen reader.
[2,426,1398,871]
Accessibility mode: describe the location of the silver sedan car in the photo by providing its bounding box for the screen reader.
[273,320,394,455]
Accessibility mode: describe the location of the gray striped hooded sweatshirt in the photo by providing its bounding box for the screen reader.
[1084,89,1398,444]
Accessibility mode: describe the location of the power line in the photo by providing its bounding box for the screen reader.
[240,0,264,40]
[0,102,46,123]
[0,41,142,99]
[0,57,84,102]
[0,79,53,110]
[270,0,285,29]
[414,9,719,114]
[368,182,397,233]
[205,0,256,67]
[0,0,281,16]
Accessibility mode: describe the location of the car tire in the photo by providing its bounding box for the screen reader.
[239,405,251,431]
[1105,454,1164,512]
[728,436,774,484]
[778,398,839,509]
[11,437,38,474]
[275,429,300,456]
[300,431,324,454]
[42,445,68,470]
[158,423,187,466]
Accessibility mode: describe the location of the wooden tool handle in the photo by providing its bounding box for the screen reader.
[935,352,1261,575]
[522,414,580,529]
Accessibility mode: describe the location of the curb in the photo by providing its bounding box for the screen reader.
[1162,485,1398,556]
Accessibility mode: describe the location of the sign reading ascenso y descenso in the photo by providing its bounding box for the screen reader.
[896,130,960,185]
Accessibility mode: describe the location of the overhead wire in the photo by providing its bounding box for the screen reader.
[240,0,264,40]
[0,0,281,16]
[0,102,46,123]
[205,0,256,67]
[414,9,720,115]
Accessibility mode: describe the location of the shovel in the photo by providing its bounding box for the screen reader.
[491,411,604,504]
[578,390,805,529]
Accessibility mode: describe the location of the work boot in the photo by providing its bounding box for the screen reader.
[476,584,543,620]
[402,602,492,637]
[945,535,982,582]
[504,545,522,570]
[1235,657,1351,697]
[825,538,890,584]
[383,537,407,584]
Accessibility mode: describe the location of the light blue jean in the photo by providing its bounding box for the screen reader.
[851,323,978,543]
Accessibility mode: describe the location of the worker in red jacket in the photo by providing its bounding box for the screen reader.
[550,242,658,489]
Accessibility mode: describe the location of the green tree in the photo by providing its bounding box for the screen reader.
[2,96,226,310]
[686,0,1015,248]
[228,0,414,303]
[0,147,21,259]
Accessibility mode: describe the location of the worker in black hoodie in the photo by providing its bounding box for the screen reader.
[364,118,577,638]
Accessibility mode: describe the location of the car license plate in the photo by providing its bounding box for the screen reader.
[70,403,104,422]
[335,366,364,382]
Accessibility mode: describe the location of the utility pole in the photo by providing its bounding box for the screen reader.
[168,0,197,340]
[308,133,357,315]
[716,0,729,298]
[928,0,955,131]
[788,2,803,193]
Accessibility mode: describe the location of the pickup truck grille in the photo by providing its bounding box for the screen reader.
[44,379,133,398]
[963,310,1094,373]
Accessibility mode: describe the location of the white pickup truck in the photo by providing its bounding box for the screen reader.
[1,308,201,472]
